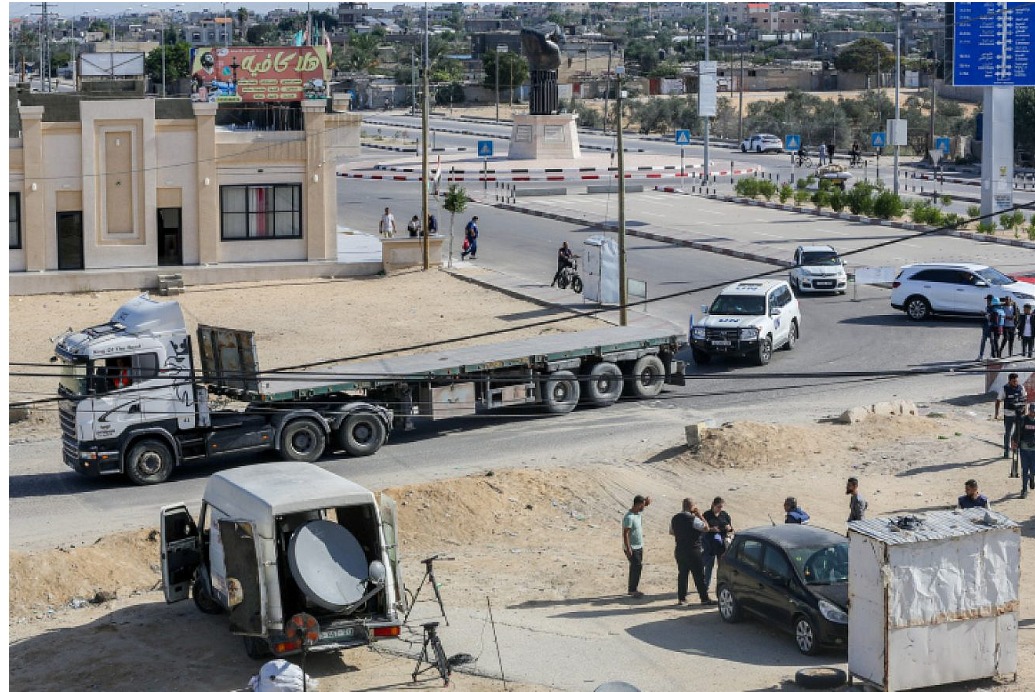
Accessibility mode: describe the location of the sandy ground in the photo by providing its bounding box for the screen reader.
[10,270,1035,691]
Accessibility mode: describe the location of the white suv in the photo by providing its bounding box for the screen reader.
[690,280,802,366]
[789,245,848,294]
[890,263,1035,321]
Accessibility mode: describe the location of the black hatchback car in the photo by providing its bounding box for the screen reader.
[715,524,849,655]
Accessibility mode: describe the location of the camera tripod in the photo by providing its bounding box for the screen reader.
[404,554,453,626]
[411,621,451,685]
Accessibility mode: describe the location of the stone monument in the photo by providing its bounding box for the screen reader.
[508,28,580,160]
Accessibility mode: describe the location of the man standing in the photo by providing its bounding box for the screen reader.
[701,497,733,595]
[1018,303,1034,358]
[622,494,650,597]
[979,295,998,360]
[551,241,574,287]
[669,498,713,606]
[818,142,827,166]
[958,479,990,509]
[995,372,1027,459]
[846,477,868,522]
[461,216,479,260]
[379,207,396,238]
[1016,404,1035,498]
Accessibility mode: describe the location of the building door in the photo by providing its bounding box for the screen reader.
[56,211,84,270]
[157,207,183,266]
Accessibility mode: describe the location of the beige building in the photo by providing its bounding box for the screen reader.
[9,91,361,282]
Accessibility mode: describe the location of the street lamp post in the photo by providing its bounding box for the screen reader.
[160,14,166,98]
[495,44,507,125]
[615,65,628,327]
[893,1,901,195]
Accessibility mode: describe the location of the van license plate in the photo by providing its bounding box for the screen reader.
[711,340,731,346]
[320,627,354,640]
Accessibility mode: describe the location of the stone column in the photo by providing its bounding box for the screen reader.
[192,101,219,264]
[18,106,46,271]
[302,99,332,261]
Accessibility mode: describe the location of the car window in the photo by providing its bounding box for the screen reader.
[959,271,984,286]
[778,287,793,306]
[739,539,764,570]
[975,267,1013,286]
[801,251,840,266]
[789,543,850,585]
[762,545,793,581]
[911,269,954,283]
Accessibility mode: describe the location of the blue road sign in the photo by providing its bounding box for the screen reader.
[935,137,951,154]
[871,131,887,148]
[675,129,691,146]
[953,3,1035,86]
[478,140,493,157]
[784,134,801,152]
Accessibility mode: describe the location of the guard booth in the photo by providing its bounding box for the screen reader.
[848,509,1020,691]
[582,235,619,305]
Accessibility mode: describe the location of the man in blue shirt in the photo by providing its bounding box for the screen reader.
[958,479,989,509]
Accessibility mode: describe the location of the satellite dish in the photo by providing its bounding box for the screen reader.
[594,684,640,692]
[288,520,369,610]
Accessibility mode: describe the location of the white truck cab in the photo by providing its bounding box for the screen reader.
[690,280,802,366]
[789,245,848,294]
[160,463,405,659]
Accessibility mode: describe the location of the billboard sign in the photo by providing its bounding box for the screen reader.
[79,52,145,78]
[190,46,328,103]
[953,2,1035,86]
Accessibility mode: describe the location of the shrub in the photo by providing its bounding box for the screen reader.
[944,213,963,228]
[976,220,996,234]
[812,189,830,212]
[911,202,934,224]
[735,177,759,198]
[966,204,981,220]
[845,181,876,215]
[872,190,905,219]
[829,189,845,213]
[793,189,811,206]
[940,194,952,208]
[758,180,777,201]
[778,183,793,204]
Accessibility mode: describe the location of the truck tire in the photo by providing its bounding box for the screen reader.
[243,635,271,660]
[625,355,664,399]
[279,418,326,463]
[541,370,580,414]
[338,412,386,457]
[125,439,174,485]
[583,362,623,407]
[193,578,224,615]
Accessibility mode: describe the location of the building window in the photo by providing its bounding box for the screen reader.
[10,192,21,249]
[220,184,302,240]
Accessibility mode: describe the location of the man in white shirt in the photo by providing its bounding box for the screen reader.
[379,207,396,238]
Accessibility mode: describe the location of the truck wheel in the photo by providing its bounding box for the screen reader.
[625,355,664,399]
[541,370,580,414]
[279,418,326,463]
[193,578,224,615]
[583,362,623,407]
[125,439,174,485]
[338,413,386,457]
[243,635,271,660]
[752,336,773,366]
[691,347,711,365]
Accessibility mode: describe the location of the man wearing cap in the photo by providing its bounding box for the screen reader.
[1016,405,1035,498]
[995,372,1027,459]
[622,494,650,597]
[958,480,990,509]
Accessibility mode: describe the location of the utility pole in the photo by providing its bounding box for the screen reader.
[411,48,416,115]
[738,36,745,143]
[893,1,901,195]
[161,13,166,98]
[603,45,613,135]
[616,66,628,327]
[32,2,52,92]
[421,1,430,270]
[703,1,710,178]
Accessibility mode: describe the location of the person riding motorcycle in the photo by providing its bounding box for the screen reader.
[551,242,574,287]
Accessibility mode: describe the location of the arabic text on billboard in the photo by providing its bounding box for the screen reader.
[191,47,328,103]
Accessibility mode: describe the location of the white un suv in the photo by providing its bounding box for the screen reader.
[690,280,802,366]
[789,245,848,294]
[890,263,1035,321]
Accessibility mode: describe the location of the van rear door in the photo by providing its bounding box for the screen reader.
[379,492,407,613]
[218,519,265,636]
[160,504,200,603]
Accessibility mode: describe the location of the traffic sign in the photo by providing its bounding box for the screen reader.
[477,140,493,157]
[953,2,1035,86]
[871,132,887,148]
[935,137,951,154]
[784,134,801,152]
[675,129,691,146]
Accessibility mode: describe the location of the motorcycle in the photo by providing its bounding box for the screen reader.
[555,257,583,294]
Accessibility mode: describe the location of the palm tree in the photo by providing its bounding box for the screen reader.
[442,184,469,268]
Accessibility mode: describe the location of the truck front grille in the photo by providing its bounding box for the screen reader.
[58,400,78,467]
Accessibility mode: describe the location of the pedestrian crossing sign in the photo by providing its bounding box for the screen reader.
[784,134,801,152]
[935,136,951,154]
[871,131,887,148]
[478,140,493,157]
[675,129,691,145]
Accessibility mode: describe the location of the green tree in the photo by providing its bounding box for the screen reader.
[442,184,469,266]
[481,50,529,90]
[341,32,381,73]
[1016,88,1035,164]
[144,42,192,83]
[245,23,278,46]
[834,37,894,75]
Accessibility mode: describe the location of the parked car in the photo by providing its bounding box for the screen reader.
[789,245,848,294]
[740,133,784,153]
[716,524,849,655]
[690,279,801,366]
[890,262,1035,321]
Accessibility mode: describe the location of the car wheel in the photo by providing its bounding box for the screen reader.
[795,667,848,689]
[691,347,712,365]
[338,412,386,456]
[541,370,580,414]
[243,635,271,660]
[905,295,931,321]
[125,439,174,485]
[752,336,773,366]
[279,418,326,462]
[717,584,742,623]
[756,145,763,153]
[784,320,799,350]
[192,578,224,615]
[741,144,747,152]
[625,355,665,398]
[794,615,820,655]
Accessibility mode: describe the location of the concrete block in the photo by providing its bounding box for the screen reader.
[685,421,709,449]
[9,404,29,423]
[587,184,645,194]
[871,401,896,416]
[514,188,567,197]
[838,406,870,424]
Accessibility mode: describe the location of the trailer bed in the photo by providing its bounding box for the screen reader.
[203,325,685,402]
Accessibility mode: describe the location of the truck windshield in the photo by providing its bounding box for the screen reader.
[801,252,840,266]
[788,543,849,586]
[709,295,766,316]
[57,358,90,398]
